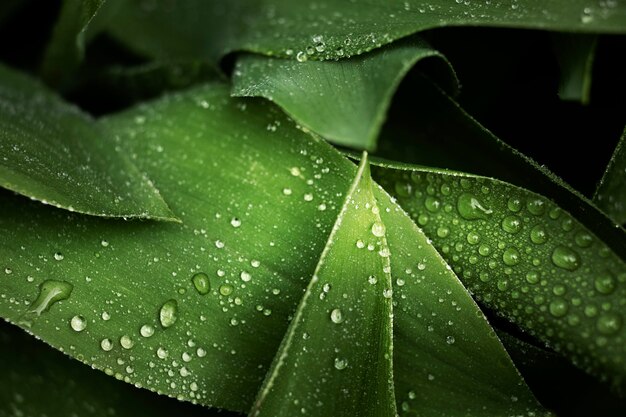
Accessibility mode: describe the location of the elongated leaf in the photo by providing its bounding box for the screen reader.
[375,74,626,255]
[232,39,456,150]
[104,0,626,64]
[372,162,626,391]
[0,321,235,417]
[552,33,598,105]
[373,183,547,416]
[594,127,626,224]
[40,0,106,87]
[0,82,543,416]
[0,63,177,220]
[251,155,396,417]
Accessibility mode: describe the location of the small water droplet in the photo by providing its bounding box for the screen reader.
[530,225,548,244]
[507,197,522,212]
[230,217,241,228]
[54,252,64,261]
[597,313,622,335]
[191,272,210,295]
[70,315,87,332]
[574,231,593,248]
[296,51,308,62]
[101,338,113,351]
[526,198,546,215]
[197,347,207,357]
[466,231,480,245]
[424,196,441,212]
[120,335,134,349]
[219,284,234,296]
[356,239,365,249]
[100,240,109,247]
[140,324,155,338]
[215,240,224,249]
[549,298,568,317]
[159,299,178,328]
[368,275,378,285]
[240,271,252,282]
[594,272,616,295]
[446,335,455,345]
[551,246,581,271]
[501,215,522,234]
[101,311,111,321]
[383,288,393,298]
[330,308,344,324]
[502,247,521,266]
[457,193,492,220]
[283,188,292,196]
[371,222,386,237]
[334,357,348,370]
[156,347,169,359]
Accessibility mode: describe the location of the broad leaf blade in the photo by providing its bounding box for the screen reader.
[104,0,626,64]
[372,162,626,391]
[373,183,547,416]
[40,0,106,87]
[594,127,626,225]
[0,63,177,221]
[251,155,396,417]
[552,33,598,105]
[232,39,456,150]
[0,321,235,417]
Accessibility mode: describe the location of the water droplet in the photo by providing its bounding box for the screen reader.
[219,284,234,296]
[371,222,386,237]
[120,335,134,349]
[594,272,616,295]
[501,216,522,234]
[526,198,546,216]
[502,247,521,266]
[330,308,344,324]
[368,275,378,285]
[574,231,593,248]
[383,288,393,298]
[436,227,449,238]
[240,271,251,282]
[525,271,539,284]
[530,225,548,244]
[551,246,581,271]
[159,299,178,328]
[191,272,210,295]
[4,267,12,274]
[507,197,522,212]
[101,338,113,351]
[54,252,64,261]
[466,231,480,245]
[549,299,568,317]
[26,280,73,316]
[304,193,313,202]
[140,324,155,338]
[156,347,169,359]
[283,188,292,196]
[215,240,224,249]
[70,315,86,332]
[101,311,111,321]
[100,240,109,247]
[334,357,348,370]
[296,51,308,62]
[424,196,441,212]
[395,181,413,197]
[457,193,492,220]
[230,217,241,228]
[197,347,207,357]
[446,335,455,345]
[356,239,365,249]
[597,313,622,335]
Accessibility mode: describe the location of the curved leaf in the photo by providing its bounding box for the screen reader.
[594,127,626,225]
[0,321,234,417]
[0,63,177,221]
[552,33,598,105]
[371,161,626,391]
[250,155,397,417]
[40,0,106,87]
[232,38,456,150]
[104,0,626,64]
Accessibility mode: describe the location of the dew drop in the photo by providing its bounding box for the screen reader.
[334,357,348,370]
[549,298,569,317]
[219,284,234,296]
[368,275,378,285]
[501,215,522,234]
[371,222,386,237]
[574,231,593,248]
[527,198,546,215]
[120,335,134,349]
[330,308,344,324]
[551,246,581,271]
[54,252,64,261]
[446,335,455,345]
[383,288,393,298]
[156,347,169,359]
[101,311,111,321]
[457,193,492,220]
[240,271,252,282]
[466,231,480,245]
[356,239,365,249]
[159,299,178,328]
[101,240,109,247]
[192,272,210,295]
[230,217,241,228]
[140,324,155,338]
[530,225,548,244]
[283,188,292,196]
[594,272,616,295]
[424,196,441,212]
[507,197,522,212]
[502,247,521,266]
[296,51,308,62]
[597,313,622,335]
[70,315,87,332]
[101,338,113,352]
[26,280,73,316]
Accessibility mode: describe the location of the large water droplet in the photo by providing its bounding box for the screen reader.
[219,284,234,296]
[597,313,622,335]
[594,272,616,295]
[530,225,547,244]
[371,222,386,237]
[501,216,521,234]
[192,272,210,295]
[101,338,113,351]
[526,198,546,216]
[457,193,492,220]
[140,324,155,338]
[120,335,134,349]
[502,247,521,266]
[330,308,344,324]
[70,315,86,332]
[551,246,581,271]
[159,299,178,328]
[549,299,569,317]
[26,280,74,317]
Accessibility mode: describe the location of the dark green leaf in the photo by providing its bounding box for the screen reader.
[372,161,626,391]
[594,127,626,224]
[232,39,456,150]
[552,33,598,105]
[0,63,177,220]
[40,0,106,87]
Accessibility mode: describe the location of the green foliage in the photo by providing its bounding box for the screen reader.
[0,1,625,416]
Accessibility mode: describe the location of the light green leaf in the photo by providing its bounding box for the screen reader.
[104,0,626,63]
[250,155,396,417]
[594,127,626,225]
[0,321,234,417]
[374,184,547,416]
[0,63,177,221]
[552,33,598,105]
[372,161,626,391]
[40,0,106,87]
[232,39,456,150]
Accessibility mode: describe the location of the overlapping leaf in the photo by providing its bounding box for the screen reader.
[595,127,626,225]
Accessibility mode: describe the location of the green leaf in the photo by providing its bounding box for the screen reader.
[104,0,626,63]
[0,81,542,416]
[40,0,106,87]
[594,127,626,225]
[0,321,235,417]
[552,33,598,105]
[0,63,177,221]
[0,81,359,412]
[250,155,397,417]
[372,161,626,391]
[373,182,547,416]
[232,39,456,150]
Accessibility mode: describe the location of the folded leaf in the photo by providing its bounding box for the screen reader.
[250,155,397,417]
[0,321,234,417]
[594,127,626,225]
[372,162,626,392]
[0,63,177,220]
[552,33,598,105]
[232,39,456,150]
[104,0,626,63]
